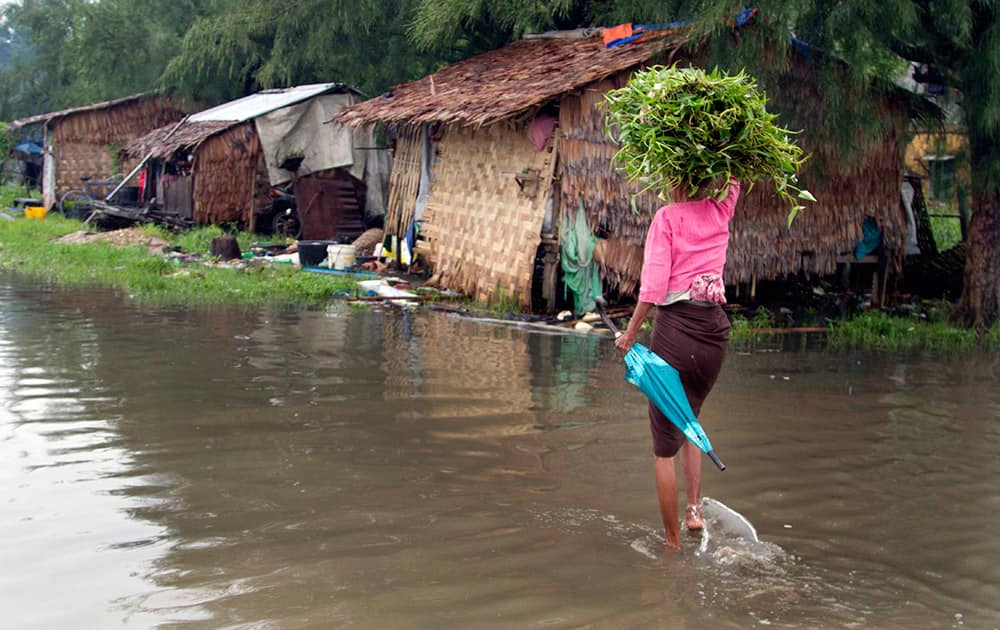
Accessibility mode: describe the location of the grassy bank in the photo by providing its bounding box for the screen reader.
[826,311,999,351]
[730,309,999,351]
[0,216,359,307]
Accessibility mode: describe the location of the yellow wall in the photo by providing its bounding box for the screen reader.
[904,129,969,210]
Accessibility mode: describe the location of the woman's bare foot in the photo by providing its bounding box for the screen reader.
[664,535,681,551]
[685,504,704,531]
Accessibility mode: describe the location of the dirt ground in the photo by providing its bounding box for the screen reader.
[57,228,171,254]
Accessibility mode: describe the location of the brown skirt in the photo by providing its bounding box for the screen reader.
[648,301,731,458]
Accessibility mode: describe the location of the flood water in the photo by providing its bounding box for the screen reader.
[1,274,998,629]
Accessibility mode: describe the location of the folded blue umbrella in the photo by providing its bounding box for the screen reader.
[596,297,726,471]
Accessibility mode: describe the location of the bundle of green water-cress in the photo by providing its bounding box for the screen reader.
[604,64,814,225]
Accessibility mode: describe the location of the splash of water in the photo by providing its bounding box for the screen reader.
[701,497,760,544]
[697,497,786,568]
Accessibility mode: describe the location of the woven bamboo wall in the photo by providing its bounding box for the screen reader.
[53,142,115,194]
[385,126,423,239]
[48,96,187,198]
[559,59,909,294]
[192,123,262,226]
[420,123,556,308]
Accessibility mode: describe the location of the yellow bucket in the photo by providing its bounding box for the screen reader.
[24,206,47,220]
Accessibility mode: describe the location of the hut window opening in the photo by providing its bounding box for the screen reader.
[923,155,955,201]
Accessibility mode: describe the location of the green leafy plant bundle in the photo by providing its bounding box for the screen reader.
[605,64,814,225]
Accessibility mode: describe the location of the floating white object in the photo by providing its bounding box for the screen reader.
[356,279,418,298]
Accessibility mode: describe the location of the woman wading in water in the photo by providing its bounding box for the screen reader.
[614,178,739,551]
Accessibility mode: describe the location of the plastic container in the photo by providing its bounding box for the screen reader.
[327,244,356,270]
[296,240,335,267]
[24,206,47,219]
[116,186,141,205]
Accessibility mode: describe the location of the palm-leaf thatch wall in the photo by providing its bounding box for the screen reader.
[192,123,263,226]
[559,54,908,293]
[420,123,558,309]
[558,75,661,295]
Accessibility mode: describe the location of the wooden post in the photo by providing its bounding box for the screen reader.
[958,190,970,242]
[872,251,887,308]
[541,243,560,315]
[879,253,890,307]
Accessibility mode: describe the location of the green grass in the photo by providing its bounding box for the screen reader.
[728,307,774,344]
[0,216,358,307]
[0,183,40,208]
[930,215,963,251]
[144,223,261,256]
[827,311,999,352]
[728,304,998,352]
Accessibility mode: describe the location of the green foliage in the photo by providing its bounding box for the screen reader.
[929,214,962,251]
[604,65,814,221]
[409,0,576,51]
[0,122,13,157]
[0,0,208,119]
[728,307,776,345]
[161,0,443,102]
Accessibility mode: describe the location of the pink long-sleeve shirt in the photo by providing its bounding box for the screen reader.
[637,180,741,305]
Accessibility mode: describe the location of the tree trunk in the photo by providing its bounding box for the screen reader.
[950,189,1000,331]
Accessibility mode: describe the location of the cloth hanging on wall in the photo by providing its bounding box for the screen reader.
[560,202,602,314]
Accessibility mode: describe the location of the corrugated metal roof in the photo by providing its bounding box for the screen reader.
[189,83,349,123]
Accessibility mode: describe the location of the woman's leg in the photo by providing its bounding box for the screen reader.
[680,441,704,530]
[654,456,681,550]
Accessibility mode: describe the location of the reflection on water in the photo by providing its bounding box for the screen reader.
[1,274,998,628]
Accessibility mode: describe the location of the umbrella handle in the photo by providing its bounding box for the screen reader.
[594,296,622,337]
[707,451,726,471]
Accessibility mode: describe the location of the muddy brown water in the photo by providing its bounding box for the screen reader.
[1,275,998,629]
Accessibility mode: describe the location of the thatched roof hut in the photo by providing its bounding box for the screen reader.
[124,84,388,234]
[340,24,912,310]
[9,93,189,208]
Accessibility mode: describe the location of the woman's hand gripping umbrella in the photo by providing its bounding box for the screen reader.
[596,297,726,471]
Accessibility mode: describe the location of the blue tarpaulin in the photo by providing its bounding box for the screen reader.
[15,142,43,155]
